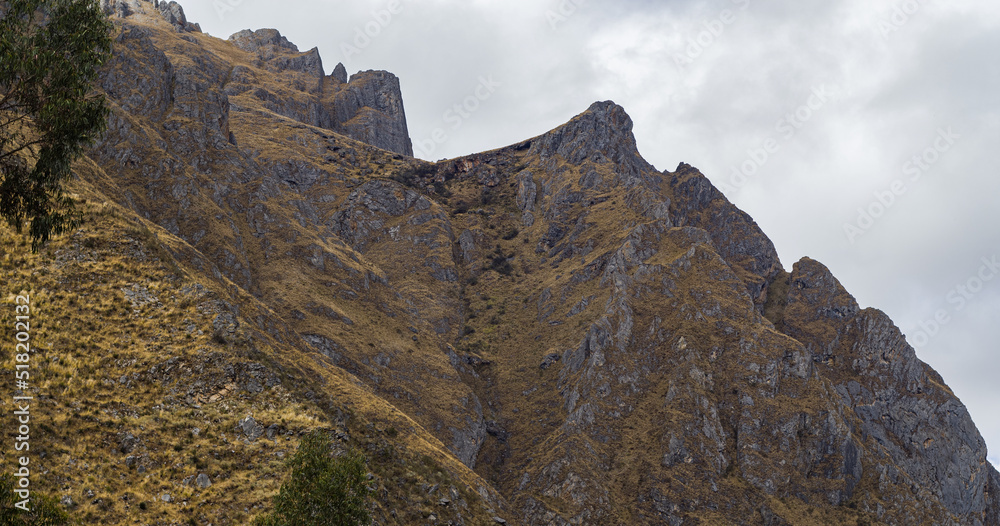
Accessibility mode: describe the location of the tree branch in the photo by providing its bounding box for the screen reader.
[0,138,44,162]
[0,112,31,129]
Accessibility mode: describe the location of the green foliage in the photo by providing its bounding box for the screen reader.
[0,0,113,250]
[252,431,372,526]
[0,474,70,525]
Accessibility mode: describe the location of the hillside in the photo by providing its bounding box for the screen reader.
[2,0,998,524]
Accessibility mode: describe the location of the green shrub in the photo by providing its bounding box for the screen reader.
[0,473,70,525]
[252,431,372,526]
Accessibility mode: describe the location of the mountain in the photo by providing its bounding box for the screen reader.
[2,0,997,524]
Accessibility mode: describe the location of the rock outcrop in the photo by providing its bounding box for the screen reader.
[530,100,653,182]
[332,61,349,84]
[102,0,199,31]
[666,163,782,309]
[156,0,199,32]
[228,28,324,79]
[223,27,412,155]
[327,70,414,157]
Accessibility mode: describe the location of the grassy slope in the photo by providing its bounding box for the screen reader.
[0,167,510,525]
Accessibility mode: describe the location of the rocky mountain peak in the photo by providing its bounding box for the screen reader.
[156,0,193,31]
[332,61,348,84]
[333,70,413,156]
[228,28,324,79]
[665,162,783,308]
[531,100,650,178]
[218,29,412,155]
[228,28,300,54]
[781,256,861,356]
[101,0,200,32]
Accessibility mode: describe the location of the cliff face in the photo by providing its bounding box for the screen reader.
[15,1,997,524]
[225,28,413,156]
[108,0,415,157]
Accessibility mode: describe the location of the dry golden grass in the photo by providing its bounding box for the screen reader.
[0,185,508,525]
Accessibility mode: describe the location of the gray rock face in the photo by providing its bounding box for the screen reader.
[228,28,299,54]
[988,469,1000,525]
[330,180,435,249]
[332,62,348,84]
[228,28,323,79]
[101,0,198,32]
[834,310,990,521]
[225,30,413,155]
[101,25,175,120]
[515,169,537,229]
[101,0,142,17]
[236,415,264,443]
[326,70,413,156]
[665,162,782,307]
[195,473,212,489]
[157,1,188,31]
[530,101,652,182]
[775,256,999,524]
[119,432,139,454]
[451,395,488,469]
[781,256,860,356]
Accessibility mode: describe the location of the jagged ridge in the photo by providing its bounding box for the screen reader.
[22,1,1000,524]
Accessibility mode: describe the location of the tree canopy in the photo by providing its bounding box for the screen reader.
[0,0,112,249]
[253,431,373,526]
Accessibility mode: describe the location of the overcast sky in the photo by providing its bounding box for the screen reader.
[183,0,1000,469]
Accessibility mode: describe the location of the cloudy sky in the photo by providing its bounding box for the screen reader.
[183,0,1000,468]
